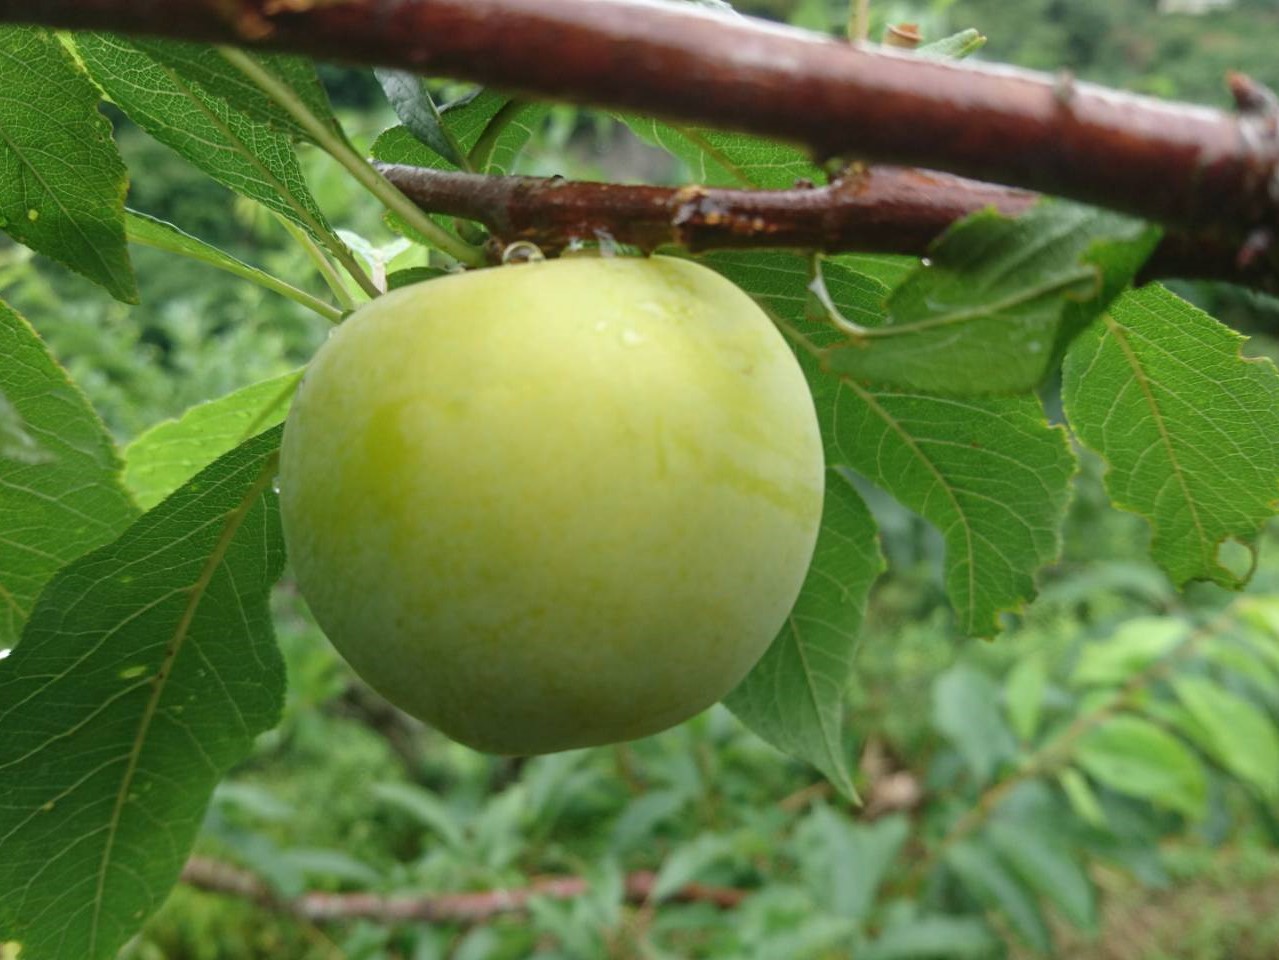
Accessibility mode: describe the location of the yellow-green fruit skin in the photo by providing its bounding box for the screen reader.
[279,256,824,755]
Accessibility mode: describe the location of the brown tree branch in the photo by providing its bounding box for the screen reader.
[379,163,1279,293]
[180,856,748,925]
[4,0,1279,239]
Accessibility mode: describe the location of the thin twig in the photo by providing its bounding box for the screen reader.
[378,163,1279,293]
[181,857,749,925]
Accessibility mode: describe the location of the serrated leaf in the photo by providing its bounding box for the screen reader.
[705,250,1076,634]
[1171,676,1279,798]
[375,70,467,168]
[1074,714,1206,818]
[75,34,335,246]
[372,90,542,176]
[861,916,999,960]
[0,428,285,960]
[0,28,136,302]
[1063,284,1279,587]
[0,301,138,647]
[933,666,1018,783]
[987,819,1097,931]
[134,39,338,144]
[624,119,820,188]
[726,472,882,799]
[1071,617,1189,687]
[1004,652,1048,742]
[123,371,301,510]
[945,841,1053,953]
[822,202,1160,393]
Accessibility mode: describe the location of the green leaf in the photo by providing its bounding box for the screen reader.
[917,28,988,59]
[624,118,820,188]
[1074,714,1207,818]
[371,781,466,849]
[794,808,909,923]
[0,429,285,960]
[705,250,1076,634]
[133,39,338,144]
[987,819,1097,930]
[933,666,1018,783]
[1201,640,1279,693]
[1058,767,1107,827]
[1171,676,1279,798]
[372,91,543,176]
[0,27,136,302]
[861,916,999,960]
[822,202,1160,393]
[0,300,138,647]
[1071,617,1189,687]
[374,70,468,168]
[726,472,882,799]
[125,211,340,321]
[1005,652,1049,742]
[372,92,546,247]
[649,833,735,903]
[1063,284,1279,588]
[945,841,1053,953]
[75,34,335,246]
[123,371,301,510]
[388,266,450,290]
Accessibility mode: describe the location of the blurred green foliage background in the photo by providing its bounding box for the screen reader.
[5,1,1279,957]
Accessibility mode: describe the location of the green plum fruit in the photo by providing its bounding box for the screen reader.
[279,255,825,754]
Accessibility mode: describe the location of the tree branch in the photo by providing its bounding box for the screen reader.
[5,0,1279,239]
[180,856,748,925]
[378,163,1279,293]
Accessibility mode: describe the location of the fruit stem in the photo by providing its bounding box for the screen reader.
[276,215,358,313]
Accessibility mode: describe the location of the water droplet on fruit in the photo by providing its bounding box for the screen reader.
[501,241,546,265]
[271,476,282,494]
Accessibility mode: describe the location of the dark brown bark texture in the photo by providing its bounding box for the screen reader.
[379,163,1278,292]
[5,0,1279,290]
[4,0,1279,234]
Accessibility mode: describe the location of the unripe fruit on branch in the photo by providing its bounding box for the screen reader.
[279,255,824,755]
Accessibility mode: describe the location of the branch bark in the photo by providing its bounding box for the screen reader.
[379,163,1279,293]
[5,0,1279,237]
[180,856,747,925]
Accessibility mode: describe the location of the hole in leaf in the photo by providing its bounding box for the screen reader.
[1215,537,1256,584]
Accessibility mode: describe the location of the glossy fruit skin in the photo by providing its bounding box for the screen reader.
[279,255,824,755]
